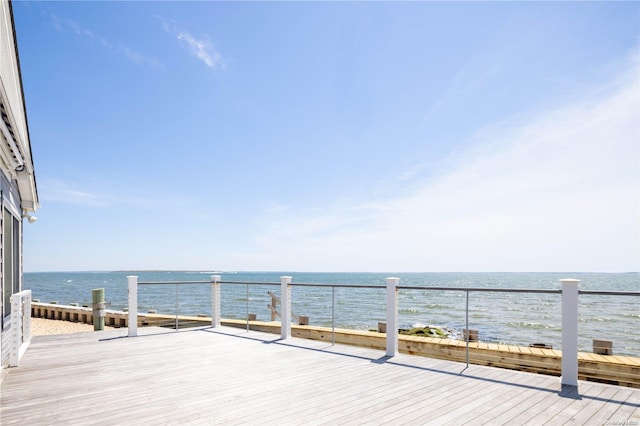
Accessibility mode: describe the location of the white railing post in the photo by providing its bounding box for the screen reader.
[128,276,138,337]
[9,290,31,367]
[280,276,292,339]
[386,277,400,357]
[561,278,580,387]
[23,291,31,344]
[211,275,221,328]
[10,293,22,366]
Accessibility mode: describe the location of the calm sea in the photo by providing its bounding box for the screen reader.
[24,271,639,357]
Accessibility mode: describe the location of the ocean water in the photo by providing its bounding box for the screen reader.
[23,271,639,357]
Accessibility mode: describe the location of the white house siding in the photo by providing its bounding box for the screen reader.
[0,1,27,147]
[0,171,21,367]
[0,0,38,368]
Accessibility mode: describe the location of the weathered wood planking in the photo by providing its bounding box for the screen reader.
[2,326,639,425]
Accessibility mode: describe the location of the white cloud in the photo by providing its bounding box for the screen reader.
[40,180,109,208]
[118,45,165,70]
[177,32,224,69]
[38,179,162,210]
[46,12,164,70]
[159,18,226,70]
[242,55,640,272]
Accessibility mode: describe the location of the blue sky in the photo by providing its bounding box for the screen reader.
[14,1,639,273]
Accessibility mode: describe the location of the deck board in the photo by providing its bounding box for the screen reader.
[2,326,639,425]
[610,390,640,423]
[457,373,556,425]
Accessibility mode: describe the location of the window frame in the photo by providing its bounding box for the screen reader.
[1,198,21,331]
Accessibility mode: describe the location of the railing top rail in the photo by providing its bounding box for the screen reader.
[221,281,385,288]
[578,290,640,296]
[138,280,212,285]
[219,281,281,286]
[134,280,638,296]
[137,280,385,288]
[398,286,561,294]
[291,283,385,289]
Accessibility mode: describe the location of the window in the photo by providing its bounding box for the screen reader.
[12,214,19,295]
[2,207,20,329]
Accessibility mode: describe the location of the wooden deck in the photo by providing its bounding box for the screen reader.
[1,326,639,425]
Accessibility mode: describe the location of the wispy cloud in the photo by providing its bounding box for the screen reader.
[40,180,110,208]
[39,179,166,210]
[46,11,164,70]
[159,17,226,70]
[243,54,640,273]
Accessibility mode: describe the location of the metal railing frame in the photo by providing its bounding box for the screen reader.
[127,276,639,387]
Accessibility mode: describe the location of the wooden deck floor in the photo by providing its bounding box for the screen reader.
[1,326,639,425]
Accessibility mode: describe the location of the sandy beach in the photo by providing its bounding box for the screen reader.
[30,318,115,336]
